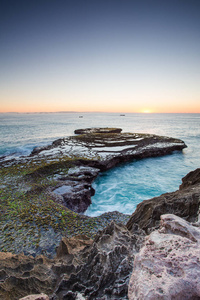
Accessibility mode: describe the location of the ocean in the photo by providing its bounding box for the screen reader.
[0,112,200,216]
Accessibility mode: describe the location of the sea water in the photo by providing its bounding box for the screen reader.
[0,112,200,216]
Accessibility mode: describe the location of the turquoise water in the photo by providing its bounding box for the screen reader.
[1,113,200,216]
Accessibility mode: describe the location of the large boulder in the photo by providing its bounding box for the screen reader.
[128,214,200,300]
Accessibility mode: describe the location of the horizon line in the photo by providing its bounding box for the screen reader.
[1,111,200,114]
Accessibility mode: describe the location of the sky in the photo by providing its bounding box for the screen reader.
[0,0,200,113]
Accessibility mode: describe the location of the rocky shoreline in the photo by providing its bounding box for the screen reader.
[1,127,197,299]
[1,168,200,299]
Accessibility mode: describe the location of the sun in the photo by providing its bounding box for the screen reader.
[142,109,152,113]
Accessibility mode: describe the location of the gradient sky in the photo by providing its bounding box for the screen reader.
[0,0,200,113]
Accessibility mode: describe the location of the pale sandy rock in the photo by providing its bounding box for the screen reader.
[128,214,200,300]
[19,294,49,300]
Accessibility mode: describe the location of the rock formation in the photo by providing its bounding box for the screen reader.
[127,168,200,233]
[1,166,200,299]
[128,214,200,300]
[50,222,144,300]
[0,128,195,300]
[29,128,186,213]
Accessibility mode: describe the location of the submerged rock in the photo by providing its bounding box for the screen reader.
[128,214,200,300]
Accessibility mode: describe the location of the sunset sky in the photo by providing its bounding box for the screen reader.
[0,0,200,113]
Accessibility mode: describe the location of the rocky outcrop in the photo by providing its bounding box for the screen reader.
[1,167,200,300]
[28,128,186,213]
[51,221,145,300]
[127,175,200,233]
[74,127,122,134]
[30,128,186,166]
[180,168,200,190]
[50,166,99,213]
[0,252,57,300]
[0,224,144,300]
[128,214,200,300]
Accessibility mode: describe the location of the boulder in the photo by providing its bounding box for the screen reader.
[128,214,200,300]
[52,180,95,213]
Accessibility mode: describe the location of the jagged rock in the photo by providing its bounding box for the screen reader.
[127,178,200,233]
[56,235,93,258]
[59,166,100,183]
[74,127,122,134]
[180,167,200,190]
[128,214,200,300]
[52,180,95,213]
[19,294,49,300]
[51,221,145,300]
[0,252,56,300]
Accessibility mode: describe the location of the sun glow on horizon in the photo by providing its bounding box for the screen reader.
[141,109,153,114]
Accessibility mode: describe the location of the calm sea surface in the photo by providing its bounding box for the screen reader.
[0,112,200,216]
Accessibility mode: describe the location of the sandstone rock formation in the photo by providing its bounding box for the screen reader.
[128,214,200,300]
[0,252,57,300]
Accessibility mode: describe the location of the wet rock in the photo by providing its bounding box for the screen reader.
[52,221,145,300]
[53,180,95,213]
[29,128,186,166]
[59,166,100,183]
[127,176,200,233]
[128,214,200,300]
[180,167,200,190]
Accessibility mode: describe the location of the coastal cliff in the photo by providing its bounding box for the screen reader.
[1,128,196,299]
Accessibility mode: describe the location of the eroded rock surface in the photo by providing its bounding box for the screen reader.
[1,167,200,300]
[52,221,145,300]
[0,252,57,300]
[128,214,200,300]
[30,128,186,167]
